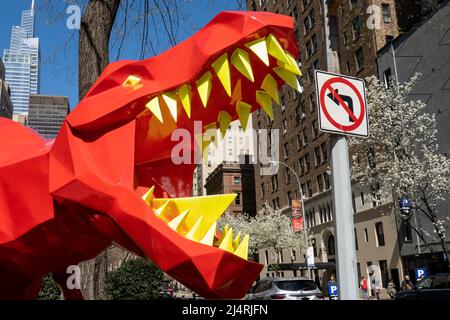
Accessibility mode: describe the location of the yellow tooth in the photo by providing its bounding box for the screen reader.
[177,85,192,118]
[142,186,155,205]
[256,91,274,120]
[278,52,302,76]
[145,97,163,123]
[168,209,189,232]
[236,101,252,131]
[231,48,254,82]
[266,34,289,64]
[200,221,217,246]
[233,231,242,249]
[218,111,232,138]
[196,71,212,108]
[204,122,218,148]
[274,67,302,93]
[261,74,280,104]
[154,201,170,221]
[245,37,269,66]
[219,227,234,253]
[212,53,231,97]
[122,75,141,86]
[231,79,242,105]
[161,92,178,122]
[215,223,229,247]
[152,195,236,238]
[234,234,249,260]
[185,216,204,242]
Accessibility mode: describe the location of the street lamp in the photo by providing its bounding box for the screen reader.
[268,160,310,279]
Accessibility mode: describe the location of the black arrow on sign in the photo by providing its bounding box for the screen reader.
[327,89,355,123]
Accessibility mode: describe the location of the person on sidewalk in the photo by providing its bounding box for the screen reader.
[400,275,414,291]
[387,279,397,299]
[360,276,369,300]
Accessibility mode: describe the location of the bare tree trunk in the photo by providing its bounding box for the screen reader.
[77,0,121,300]
[78,0,120,99]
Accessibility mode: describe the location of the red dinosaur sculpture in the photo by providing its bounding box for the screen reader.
[0,11,301,300]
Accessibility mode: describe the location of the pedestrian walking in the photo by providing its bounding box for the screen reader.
[360,276,369,300]
[400,275,414,291]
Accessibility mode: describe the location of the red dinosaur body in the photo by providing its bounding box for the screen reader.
[0,11,301,299]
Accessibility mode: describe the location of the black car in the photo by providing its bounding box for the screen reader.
[395,273,450,300]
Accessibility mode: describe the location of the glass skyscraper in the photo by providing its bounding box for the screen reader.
[3,1,40,115]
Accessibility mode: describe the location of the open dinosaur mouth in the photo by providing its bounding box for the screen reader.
[131,34,302,262]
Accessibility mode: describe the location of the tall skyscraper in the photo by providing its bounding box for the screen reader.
[3,1,40,115]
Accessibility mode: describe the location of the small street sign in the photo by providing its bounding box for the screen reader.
[415,268,428,280]
[315,70,368,137]
[328,282,339,300]
[306,246,315,268]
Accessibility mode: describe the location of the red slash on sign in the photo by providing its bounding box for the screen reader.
[319,77,365,131]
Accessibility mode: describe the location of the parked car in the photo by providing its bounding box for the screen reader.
[246,277,325,300]
[394,273,450,300]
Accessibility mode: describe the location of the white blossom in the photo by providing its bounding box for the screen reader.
[349,74,450,254]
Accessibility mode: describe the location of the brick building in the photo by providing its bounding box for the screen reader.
[247,0,419,294]
[205,157,257,217]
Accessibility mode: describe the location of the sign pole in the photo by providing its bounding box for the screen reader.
[330,135,359,300]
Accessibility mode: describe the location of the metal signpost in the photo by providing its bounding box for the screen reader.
[315,70,369,300]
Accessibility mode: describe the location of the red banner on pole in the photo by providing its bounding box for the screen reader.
[291,199,303,232]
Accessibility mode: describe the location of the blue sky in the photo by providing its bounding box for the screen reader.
[0,0,241,109]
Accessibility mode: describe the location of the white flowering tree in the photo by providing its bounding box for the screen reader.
[349,74,450,265]
[219,203,303,266]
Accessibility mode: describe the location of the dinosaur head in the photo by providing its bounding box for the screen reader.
[60,11,302,299]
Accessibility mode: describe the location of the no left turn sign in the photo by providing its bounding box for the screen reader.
[315,70,368,137]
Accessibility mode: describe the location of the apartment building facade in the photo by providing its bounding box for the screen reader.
[248,0,412,293]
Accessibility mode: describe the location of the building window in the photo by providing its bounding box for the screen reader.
[321,143,328,162]
[285,167,291,184]
[360,191,365,205]
[287,191,292,205]
[284,143,289,158]
[297,134,302,149]
[306,180,312,197]
[346,61,351,74]
[364,228,369,242]
[309,8,315,26]
[355,47,364,71]
[352,17,361,40]
[306,41,312,58]
[261,183,265,198]
[304,16,311,34]
[375,222,385,247]
[234,192,241,205]
[317,174,324,192]
[350,0,358,9]
[382,4,391,23]
[311,33,318,53]
[283,118,288,134]
[302,128,308,145]
[379,260,389,288]
[355,228,359,250]
[314,147,321,166]
[271,174,278,192]
[324,173,330,189]
[233,176,241,185]
[312,120,319,138]
[383,68,392,88]
[313,59,320,72]
[328,235,335,256]
[305,154,311,172]
[401,222,413,243]
[352,192,357,213]
[307,66,314,82]
[299,157,306,175]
